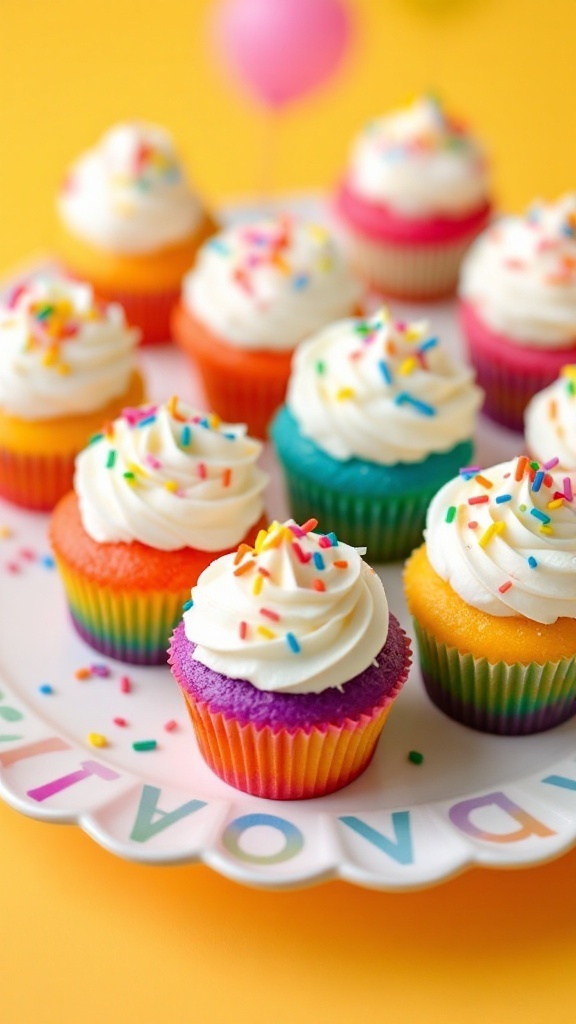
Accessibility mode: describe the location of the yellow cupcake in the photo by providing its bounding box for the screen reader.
[0,277,145,510]
[404,455,576,734]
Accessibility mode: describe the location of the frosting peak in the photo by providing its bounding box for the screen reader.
[347,95,489,217]
[426,455,576,623]
[460,194,576,345]
[58,122,203,254]
[75,397,268,551]
[0,277,139,420]
[183,215,360,351]
[286,308,483,464]
[525,366,576,470]
[184,519,389,694]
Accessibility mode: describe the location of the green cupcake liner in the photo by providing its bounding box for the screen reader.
[413,619,576,735]
[279,468,438,562]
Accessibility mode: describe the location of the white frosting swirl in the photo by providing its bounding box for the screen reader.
[58,122,203,254]
[525,368,576,470]
[0,277,139,420]
[184,520,389,694]
[182,217,360,351]
[286,309,483,464]
[426,456,576,624]
[460,195,576,345]
[75,398,268,552]
[347,95,489,216]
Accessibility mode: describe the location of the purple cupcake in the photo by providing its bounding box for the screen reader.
[169,518,411,799]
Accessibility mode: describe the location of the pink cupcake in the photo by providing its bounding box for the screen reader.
[460,194,576,431]
[169,519,411,800]
[335,95,492,300]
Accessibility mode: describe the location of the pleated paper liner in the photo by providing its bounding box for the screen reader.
[53,555,190,666]
[413,619,576,735]
[170,668,410,802]
[172,302,293,440]
[0,447,77,511]
[343,230,478,301]
[278,467,442,563]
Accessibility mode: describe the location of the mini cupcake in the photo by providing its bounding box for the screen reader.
[171,215,361,438]
[169,518,411,799]
[50,397,268,665]
[270,308,483,562]
[335,94,492,300]
[0,276,144,510]
[56,122,216,344]
[525,367,576,470]
[459,194,576,431]
[405,455,576,735]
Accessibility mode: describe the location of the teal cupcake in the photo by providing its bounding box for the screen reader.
[270,308,483,562]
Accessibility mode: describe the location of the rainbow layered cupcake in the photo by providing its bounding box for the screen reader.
[56,122,216,344]
[405,455,576,734]
[335,95,492,300]
[50,397,268,665]
[0,276,144,510]
[271,308,483,562]
[524,367,576,470]
[169,518,411,799]
[171,215,361,438]
[459,194,576,430]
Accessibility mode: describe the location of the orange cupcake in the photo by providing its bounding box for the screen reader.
[0,276,144,510]
[172,215,362,438]
[50,396,268,665]
[56,122,216,345]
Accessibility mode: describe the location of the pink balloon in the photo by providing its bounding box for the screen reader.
[212,0,353,109]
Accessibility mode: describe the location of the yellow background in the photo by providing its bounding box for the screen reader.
[2,1,576,1021]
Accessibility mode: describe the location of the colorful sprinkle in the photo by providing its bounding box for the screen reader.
[475,474,493,490]
[257,625,276,640]
[445,505,457,523]
[182,598,193,611]
[544,457,560,470]
[164,720,178,732]
[260,607,280,622]
[286,632,301,653]
[88,733,108,748]
[120,676,131,693]
[498,581,513,593]
[181,425,191,447]
[378,360,392,384]
[312,578,326,592]
[532,470,545,493]
[468,495,490,505]
[495,494,512,504]
[239,621,248,640]
[38,684,53,695]
[75,667,91,680]
[333,560,348,569]
[528,556,538,568]
[132,740,157,752]
[313,552,325,570]
[252,574,264,596]
[478,521,505,548]
[394,393,436,416]
[530,508,551,524]
[113,717,128,727]
[564,477,573,501]
[408,750,424,765]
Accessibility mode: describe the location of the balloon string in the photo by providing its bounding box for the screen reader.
[260,110,277,209]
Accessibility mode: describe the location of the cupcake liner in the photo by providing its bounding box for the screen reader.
[0,447,76,511]
[54,554,190,665]
[413,620,576,735]
[278,464,438,562]
[172,303,293,439]
[90,284,180,346]
[170,646,410,800]
[459,300,576,431]
[342,229,479,301]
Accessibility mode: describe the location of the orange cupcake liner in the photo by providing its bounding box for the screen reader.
[0,447,77,511]
[172,303,295,439]
[179,689,397,800]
